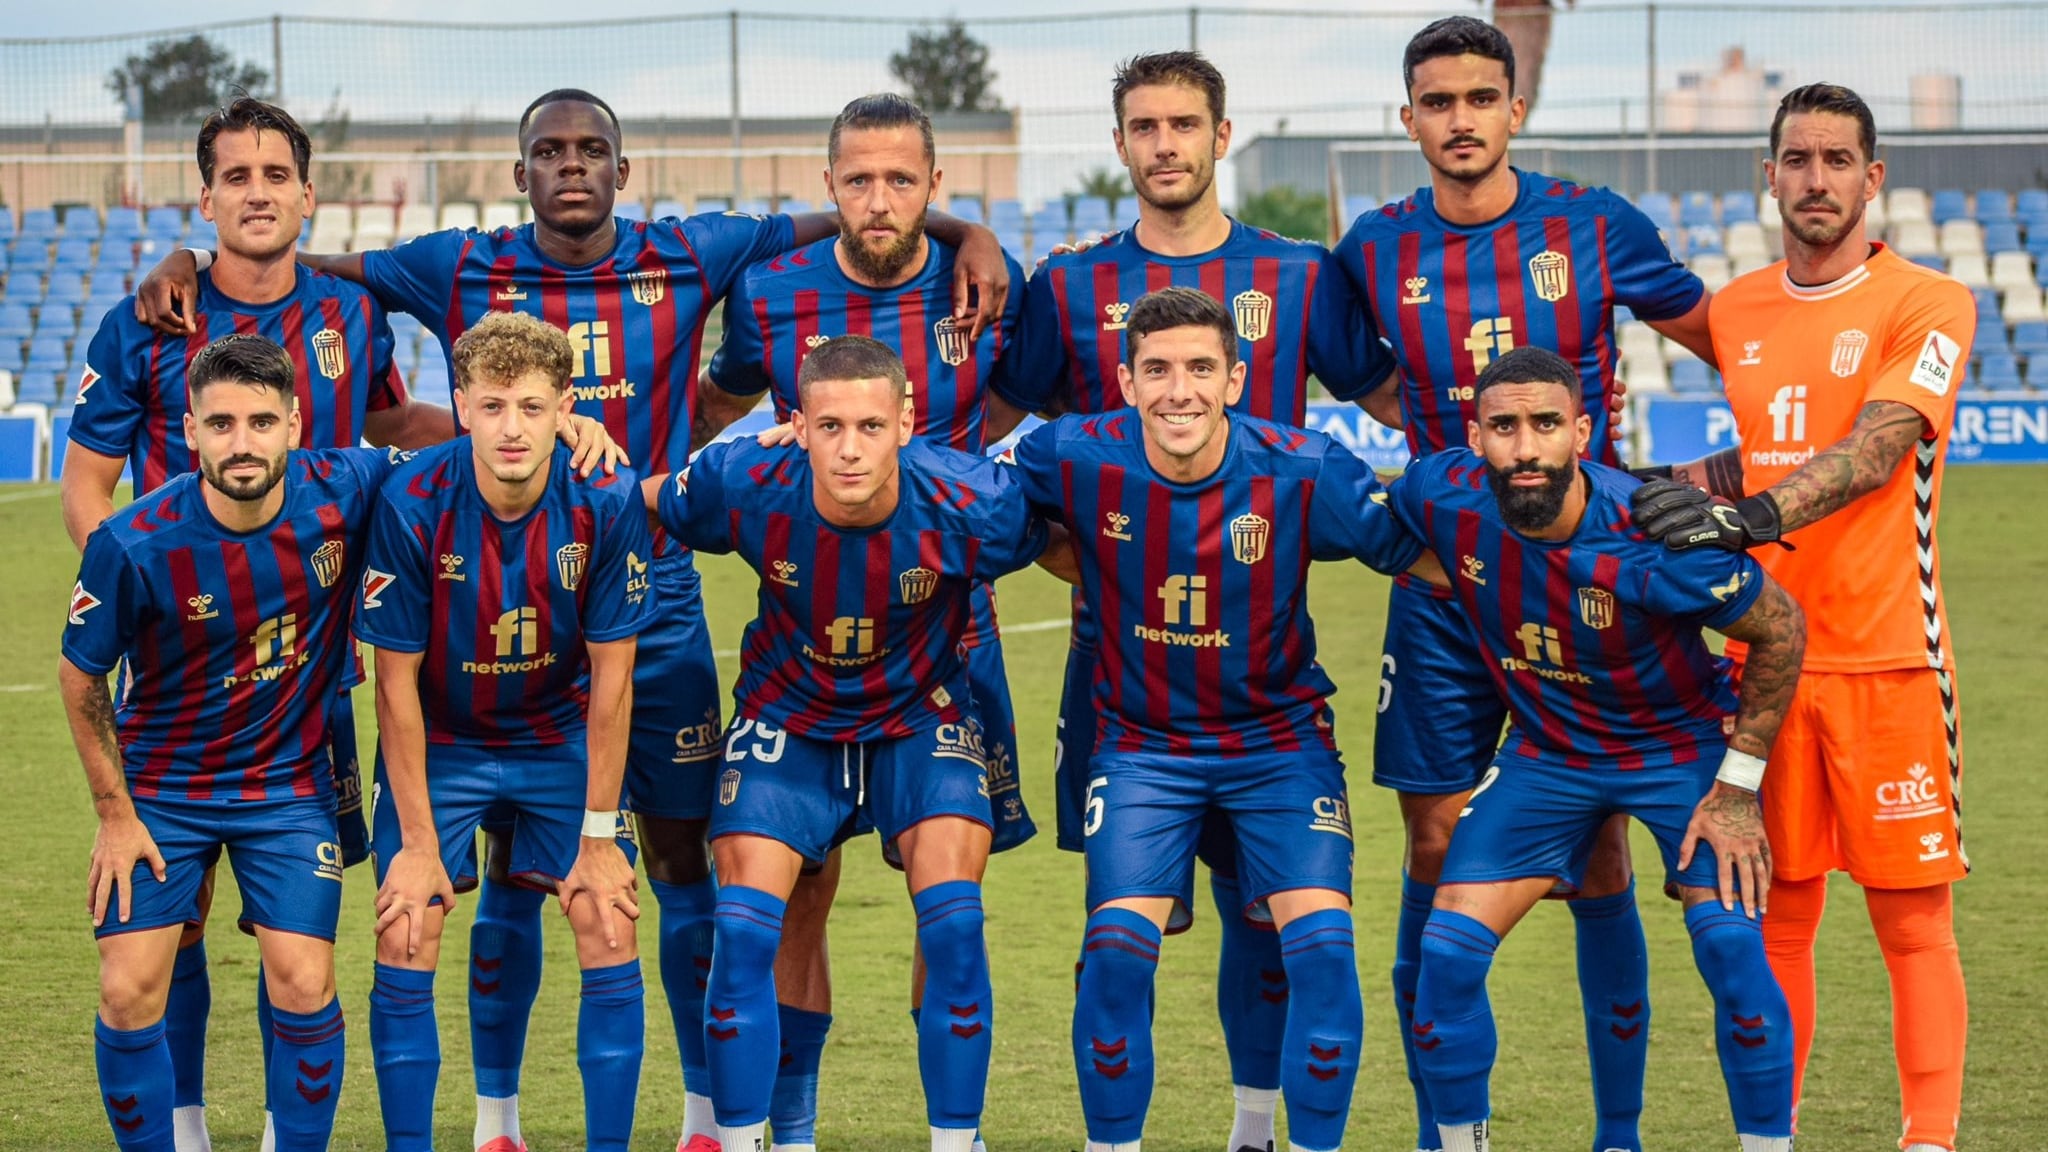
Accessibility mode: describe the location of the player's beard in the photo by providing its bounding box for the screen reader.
[1784,191,1865,249]
[1135,154,1215,213]
[201,451,288,503]
[1487,459,1576,533]
[1431,135,1504,186]
[840,207,927,284]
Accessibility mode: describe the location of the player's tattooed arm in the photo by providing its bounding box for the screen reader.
[1763,400,1928,533]
[1661,447,1746,500]
[61,657,168,926]
[1711,572,1805,762]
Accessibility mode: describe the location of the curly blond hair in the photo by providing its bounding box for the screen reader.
[451,311,574,392]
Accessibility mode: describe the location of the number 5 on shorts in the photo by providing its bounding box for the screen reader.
[1083,775,1109,837]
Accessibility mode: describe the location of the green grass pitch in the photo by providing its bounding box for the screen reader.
[0,467,2041,1150]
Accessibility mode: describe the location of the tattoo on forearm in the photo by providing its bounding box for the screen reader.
[1768,401,1926,533]
[1701,448,1746,500]
[80,679,121,765]
[1720,579,1805,759]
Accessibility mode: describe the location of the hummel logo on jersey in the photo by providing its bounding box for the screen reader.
[438,554,466,581]
[1102,301,1131,331]
[1401,276,1431,305]
[1103,511,1133,542]
[495,285,527,302]
[185,594,219,622]
[771,559,800,588]
[804,333,831,350]
[69,581,101,625]
[1461,555,1487,585]
[362,569,396,609]
[1740,340,1764,366]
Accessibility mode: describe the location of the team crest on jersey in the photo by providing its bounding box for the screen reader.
[1831,329,1870,377]
[1401,276,1432,305]
[438,554,466,581]
[933,315,971,367]
[718,768,741,806]
[627,267,667,307]
[1576,586,1615,630]
[771,559,800,588]
[1102,301,1131,331]
[556,542,590,591]
[185,593,219,622]
[1528,250,1571,303]
[1229,513,1270,564]
[312,328,347,379]
[68,581,101,625]
[899,566,938,604]
[1232,289,1273,342]
[1102,511,1134,542]
[362,568,396,609]
[311,540,346,589]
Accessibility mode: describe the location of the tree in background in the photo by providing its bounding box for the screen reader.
[1237,186,1328,244]
[890,20,1001,114]
[105,34,270,123]
[1067,166,1126,220]
[1493,0,1574,115]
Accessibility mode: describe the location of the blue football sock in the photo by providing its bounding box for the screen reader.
[255,961,275,1117]
[1412,909,1501,1130]
[165,941,210,1112]
[369,963,439,1152]
[1686,904,1795,1138]
[1277,909,1363,1152]
[96,1017,174,1151]
[771,1005,831,1146]
[578,960,645,1152]
[914,880,992,1131]
[1212,871,1286,1093]
[268,998,345,1152]
[651,876,719,1095]
[706,886,786,1129]
[469,877,546,1100]
[1393,872,1440,1149]
[1072,908,1162,1145]
[1573,882,1649,1151]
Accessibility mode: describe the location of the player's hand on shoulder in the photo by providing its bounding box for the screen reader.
[560,834,641,951]
[561,414,629,478]
[1629,478,1785,552]
[754,421,798,449]
[132,248,202,336]
[87,809,165,928]
[375,846,456,957]
[952,226,1011,343]
[1678,780,1771,918]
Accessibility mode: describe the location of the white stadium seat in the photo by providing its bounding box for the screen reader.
[439,202,480,232]
[308,203,353,253]
[352,204,396,250]
[1939,219,1984,257]
[1725,221,1769,262]
[1890,220,1939,257]
[1689,253,1732,292]
[1990,252,2035,293]
[1946,252,1989,288]
[1886,188,1931,225]
[394,202,437,243]
[2003,285,2046,325]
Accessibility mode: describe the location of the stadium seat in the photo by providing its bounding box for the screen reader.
[0,367,13,410]
[1757,193,1782,231]
[1991,251,2036,292]
[0,208,12,242]
[1908,254,1947,274]
[995,228,1026,268]
[2012,321,2048,359]
[0,304,32,340]
[1948,252,1989,288]
[352,204,397,250]
[1668,360,1714,393]
[25,334,68,372]
[82,294,125,326]
[2019,189,2048,217]
[393,202,437,243]
[15,369,59,407]
[1973,285,2003,323]
[1688,253,1732,292]
[1683,225,1723,256]
[437,202,479,232]
[945,197,983,224]
[1975,190,2013,222]
[1634,192,1675,233]
[59,206,101,237]
[1939,219,1984,257]
[1984,220,2023,256]
[1072,196,1112,235]
[651,199,687,221]
[0,342,23,377]
[1678,191,1717,229]
[53,239,94,270]
[1931,189,1970,225]
[1732,254,1772,279]
[145,206,184,234]
[1886,188,1931,225]
[1,278,39,309]
[688,198,725,215]
[19,208,57,238]
[1890,220,1939,257]
[308,204,351,253]
[988,199,1025,230]
[47,271,86,303]
[734,199,773,216]
[1031,204,1070,249]
[2026,358,2048,392]
[481,201,524,232]
[104,207,144,240]
[1720,191,1758,224]
[2004,285,2046,325]
[31,303,76,341]
[1975,352,2021,390]
[185,220,218,250]
[1725,221,1769,262]
[778,199,816,215]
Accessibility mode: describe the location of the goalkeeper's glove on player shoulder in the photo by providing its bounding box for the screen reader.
[1629,477,1788,552]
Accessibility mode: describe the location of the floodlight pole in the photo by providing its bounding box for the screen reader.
[730,10,744,202]
[1645,3,1660,194]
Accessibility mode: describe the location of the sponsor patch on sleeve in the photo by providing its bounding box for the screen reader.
[1906,329,1961,397]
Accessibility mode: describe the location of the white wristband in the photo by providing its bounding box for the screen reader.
[183,246,214,272]
[581,808,619,838]
[1715,749,1767,792]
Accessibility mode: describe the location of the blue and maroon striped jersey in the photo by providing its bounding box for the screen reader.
[1010,409,1422,756]
[1387,450,1764,770]
[657,436,1048,742]
[353,439,656,747]
[361,213,795,475]
[70,270,408,493]
[707,236,1024,453]
[1007,219,1391,420]
[61,447,402,804]
[1331,168,1703,466]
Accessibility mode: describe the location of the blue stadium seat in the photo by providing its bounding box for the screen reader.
[1685,225,1724,255]
[31,304,76,340]
[1634,193,1674,232]
[945,197,983,224]
[0,303,32,339]
[1909,253,1948,273]
[988,199,1025,229]
[2026,359,2048,392]
[1975,190,2012,222]
[25,335,69,372]
[60,206,101,237]
[1,277,39,308]
[0,208,14,241]
[995,229,1026,268]
[2012,321,2048,359]
[19,208,57,238]
[0,342,23,377]
[145,206,185,233]
[734,199,772,216]
[1072,195,1112,231]
[53,239,94,270]
[1678,191,1717,229]
[778,199,815,215]
[83,294,126,326]
[688,198,725,214]
[1931,189,1970,225]
[615,200,649,221]
[1972,287,2001,323]
[2019,189,2048,217]
[1720,191,1758,224]
[105,206,143,238]
[1984,221,2023,255]
[1668,360,1714,393]
[14,370,60,407]
[186,220,217,248]
[1975,352,2022,390]
[95,245,136,277]
[1614,305,1636,326]
[651,199,686,220]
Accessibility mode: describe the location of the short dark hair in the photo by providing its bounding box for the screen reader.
[1475,345,1579,408]
[1112,51,1226,126]
[196,96,312,185]
[1770,82,1877,161]
[828,93,935,167]
[1402,16,1516,96]
[519,88,622,145]
[1124,286,1237,369]
[188,333,296,402]
[451,311,574,392]
[797,334,910,405]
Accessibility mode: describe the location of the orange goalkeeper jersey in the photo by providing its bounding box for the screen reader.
[1711,243,1975,673]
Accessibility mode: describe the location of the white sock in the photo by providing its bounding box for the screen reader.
[1229,1084,1279,1151]
[771,1144,818,1152]
[1737,1137,1793,1152]
[683,1092,719,1142]
[1288,1144,1337,1152]
[171,1105,212,1152]
[1085,1142,1141,1152]
[972,1138,988,1152]
[1902,1146,1951,1152]
[1436,1120,1488,1152]
[932,1126,977,1152]
[475,1093,521,1147]
[718,1122,768,1152]
[258,1111,275,1152]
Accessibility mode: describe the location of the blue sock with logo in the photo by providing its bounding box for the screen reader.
[1412,909,1501,1131]
[369,963,439,1152]
[1573,881,1650,1152]
[1393,873,1441,1150]
[470,877,546,1100]
[268,998,345,1152]
[1278,909,1363,1152]
[651,877,720,1096]
[1212,872,1286,1096]
[1073,908,1162,1145]
[165,941,210,1111]
[1686,904,1795,1139]
[96,1017,174,1151]
[771,1005,831,1146]
[914,880,992,1132]
[578,960,645,1152]
[706,885,786,1128]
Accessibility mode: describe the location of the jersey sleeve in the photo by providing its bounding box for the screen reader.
[998,268,1066,413]
[1308,443,1425,574]
[1864,276,1976,435]
[358,230,467,331]
[654,441,738,555]
[1305,247,1396,402]
[352,493,433,652]
[65,311,146,460]
[970,465,1051,580]
[1005,420,1066,520]
[1604,198,1706,323]
[1634,540,1766,630]
[682,212,799,301]
[580,475,659,644]
[60,527,145,676]
[364,297,410,412]
[705,278,773,398]
[983,252,1030,409]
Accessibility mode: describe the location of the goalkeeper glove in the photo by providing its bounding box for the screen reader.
[1629,478,1787,552]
